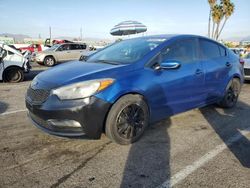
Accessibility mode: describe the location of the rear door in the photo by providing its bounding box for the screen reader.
[198,39,230,101]
[70,44,86,60]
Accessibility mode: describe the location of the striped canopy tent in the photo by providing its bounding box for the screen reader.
[110,20,147,36]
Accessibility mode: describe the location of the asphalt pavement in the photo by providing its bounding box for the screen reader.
[0,66,250,188]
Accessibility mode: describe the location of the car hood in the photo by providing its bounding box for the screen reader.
[36,61,128,88]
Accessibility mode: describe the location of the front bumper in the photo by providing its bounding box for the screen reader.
[33,55,45,63]
[244,68,250,80]
[26,95,111,139]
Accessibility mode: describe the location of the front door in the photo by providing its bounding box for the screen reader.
[148,37,205,120]
[55,44,72,62]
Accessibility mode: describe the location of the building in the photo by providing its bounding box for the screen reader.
[240,41,250,46]
[0,36,15,44]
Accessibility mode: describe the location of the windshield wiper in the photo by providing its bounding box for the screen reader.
[94,60,121,65]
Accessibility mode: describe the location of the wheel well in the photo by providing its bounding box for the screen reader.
[44,55,56,62]
[233,76,240,81]
[3,66,23,76]
[3,66,24,82]
[102,92,150,132]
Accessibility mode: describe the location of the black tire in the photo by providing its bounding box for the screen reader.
[105,94,149,145]
[218,78,241,108]
[3,67,24,83]
[44,56,55,67]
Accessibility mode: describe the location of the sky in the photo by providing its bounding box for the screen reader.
[0,0,249,40]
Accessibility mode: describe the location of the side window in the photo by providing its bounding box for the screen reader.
[71,44,81,50]
[199,39,220,60]
[218,45,227,57]
[161,38,197,63]
[80,44,87,50]
[8,51,14,55]
[59,44,70,51]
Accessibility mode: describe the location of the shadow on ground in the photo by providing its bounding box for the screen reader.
[24,70,44,82]
[120,99,250,187]
[200,101,250,168]
[120,118,171,188]
[0,101,8,114]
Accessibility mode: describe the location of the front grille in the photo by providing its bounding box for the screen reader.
[27,86,50,104]
[244,68,250,76]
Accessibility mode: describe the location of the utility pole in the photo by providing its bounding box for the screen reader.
[80,27,83,41]
[49,26,52,41]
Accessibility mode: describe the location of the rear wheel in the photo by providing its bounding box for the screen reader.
[3,67,24,83]
[44,56,55,66]
[105,94,149,145]
[218,78,241,108]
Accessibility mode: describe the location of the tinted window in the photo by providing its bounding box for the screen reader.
[199,39,220,59]
[71,44,80,50]
[80,44,87,49]
[219,45,227,56]
[58,44,70,51]
[8,51,14,55]
[162,38,197,63]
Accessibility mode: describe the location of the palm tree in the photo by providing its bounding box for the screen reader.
[208,0,217,38]
[216,0,235,39]
[212,4,224,39]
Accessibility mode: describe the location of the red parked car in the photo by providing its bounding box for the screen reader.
[19,44,42,53]
[44,38,73,47]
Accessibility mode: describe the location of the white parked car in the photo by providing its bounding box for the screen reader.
[0,43,31,83]
[244,53,250,81]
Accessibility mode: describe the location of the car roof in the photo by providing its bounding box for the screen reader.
[128,34,219,43]
[59,43,86,45]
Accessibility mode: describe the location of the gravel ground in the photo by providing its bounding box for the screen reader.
[0,65,250,188]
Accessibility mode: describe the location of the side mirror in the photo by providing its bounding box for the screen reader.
[154,60,181,70]
[79,55,88,61]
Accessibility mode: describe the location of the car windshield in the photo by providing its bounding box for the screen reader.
[46,44,60,51]
[87,38,166,64]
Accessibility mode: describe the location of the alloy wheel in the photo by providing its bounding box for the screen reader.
[116,104,145,139]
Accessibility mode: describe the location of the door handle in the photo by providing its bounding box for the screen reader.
[226,62,232,67]
[195,69,203,75]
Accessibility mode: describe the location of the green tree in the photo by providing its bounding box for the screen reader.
[212,4,224,39]
[208,0,217,38]
[216,0,235,39]
[207,0,235,40]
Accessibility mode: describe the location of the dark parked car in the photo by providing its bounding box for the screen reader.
[26,35,244,145]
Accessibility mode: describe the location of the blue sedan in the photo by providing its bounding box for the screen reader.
[25,35,244,144]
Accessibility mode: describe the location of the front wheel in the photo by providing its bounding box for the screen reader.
[218,78,241,108]
[3,67,24,83]
[44,56,55,66]
[105,94,149,145]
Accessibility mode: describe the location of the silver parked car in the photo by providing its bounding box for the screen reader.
[34,43,87,66]
[244,53,250,80]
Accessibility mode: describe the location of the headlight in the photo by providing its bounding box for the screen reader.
[51,78,114,100]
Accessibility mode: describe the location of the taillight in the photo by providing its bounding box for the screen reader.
[239,59,245,66]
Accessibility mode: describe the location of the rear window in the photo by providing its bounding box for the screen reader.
[199,39,220,60]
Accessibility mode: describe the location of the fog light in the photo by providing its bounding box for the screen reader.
[47,119,82,128]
